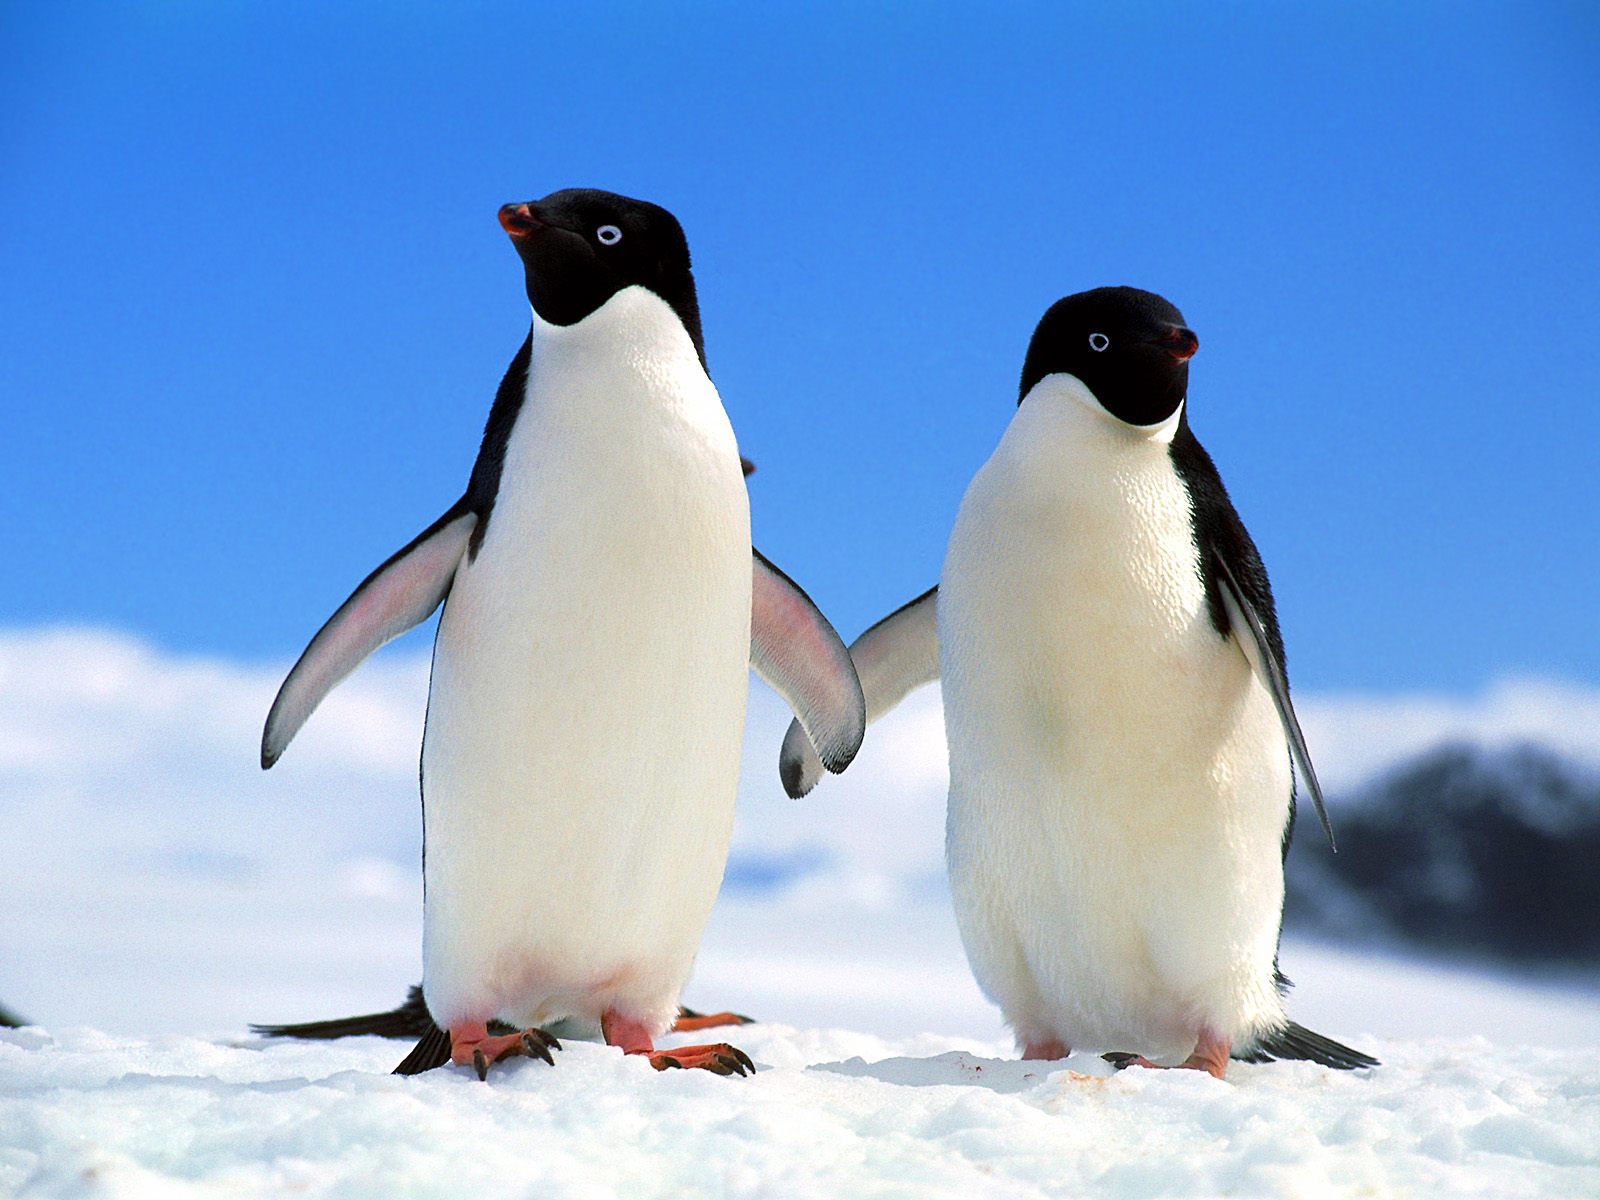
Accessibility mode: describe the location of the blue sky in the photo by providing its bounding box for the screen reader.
[3,2,1597,692]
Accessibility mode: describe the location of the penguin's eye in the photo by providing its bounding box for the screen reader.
[1088,332,1110,352]
[596,225,623,246]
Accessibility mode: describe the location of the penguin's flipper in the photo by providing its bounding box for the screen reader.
[1213,552,1336,852]
[778,586,939,798]
[0,1003,26,1028]
[261,505,478,769]
[252,985,433,1040]
[1236,1021,1379,1070]
[750,549,867,782]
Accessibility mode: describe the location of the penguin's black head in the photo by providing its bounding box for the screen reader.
[498,188,705,366]
[1018,286,1198,427]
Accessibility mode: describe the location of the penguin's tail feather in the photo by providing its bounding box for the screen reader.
[0,1003,26,1028]
[249,982,453,1075]
[251,985,433,1041]
[393,1022,452,1076]
[1236,1021,1379,1070]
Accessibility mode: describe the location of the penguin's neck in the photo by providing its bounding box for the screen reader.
[494,283,740,521]
[527,285,709,411]
[996,374,1185,510]
[1023,373,1183,448]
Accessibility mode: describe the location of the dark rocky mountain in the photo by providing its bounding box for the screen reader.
[1284,743,1600,968]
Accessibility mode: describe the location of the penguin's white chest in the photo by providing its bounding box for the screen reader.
[420,288,751,1032]
[939,377,1289,1058]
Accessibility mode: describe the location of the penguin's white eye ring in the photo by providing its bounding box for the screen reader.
[596,225,623,246]
[1088,332,1110,352]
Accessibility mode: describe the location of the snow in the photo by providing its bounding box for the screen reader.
[4,628,1600,1196]
[4,1022,1598,1199]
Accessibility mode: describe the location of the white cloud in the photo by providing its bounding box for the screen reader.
[1299,679,1600,791]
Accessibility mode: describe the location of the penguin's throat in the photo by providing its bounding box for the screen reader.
[1042,374,1185,446]
[528,285,702,376]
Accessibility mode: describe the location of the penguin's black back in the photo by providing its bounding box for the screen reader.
[1168,416,1299,862]
[1167,414,1286,669]
[460,334,534,556]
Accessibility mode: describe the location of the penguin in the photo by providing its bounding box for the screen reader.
[261,189,865,1079]
[779,287,1375,1077]
[255,452,760,1049]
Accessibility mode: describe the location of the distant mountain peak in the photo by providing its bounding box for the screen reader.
[1288,741,1600,967]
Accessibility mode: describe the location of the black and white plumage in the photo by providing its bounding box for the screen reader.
[261,189,863,1076]
[782,287,1372,1074]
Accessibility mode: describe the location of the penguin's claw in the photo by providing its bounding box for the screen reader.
[450,1025,562,1080]
[647,1042,755,1076]
[502,1028,560,1064]
[672,1006,756,1033]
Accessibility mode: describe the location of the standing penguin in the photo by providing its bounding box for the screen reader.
[262,189,865,1079]
[256,451,759,1048]
[780,287,1374,1077]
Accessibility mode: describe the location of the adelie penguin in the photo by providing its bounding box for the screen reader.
[260,189,866,1080]
[256,455,759,1051]
[781,287,1376,1078]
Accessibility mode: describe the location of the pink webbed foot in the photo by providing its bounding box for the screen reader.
[650,1043,755,1075]
[1104,1029,1231,1080]
[672,1006,755,1034]
[603,1009,755,1077]
[449,1021,562,1081]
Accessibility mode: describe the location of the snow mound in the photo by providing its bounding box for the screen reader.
[4,1024,1597,1199]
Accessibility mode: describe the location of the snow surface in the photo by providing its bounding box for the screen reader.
[4,629,1600,1196]
[4,1022,1598,1199]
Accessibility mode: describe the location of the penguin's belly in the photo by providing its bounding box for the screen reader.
[940,401,1289,1058]
[419,384,749,1032]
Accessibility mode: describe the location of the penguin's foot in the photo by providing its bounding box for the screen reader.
[649,1043,756,1076]
[672,1006,755,1034]
[602,1009,755,1077]
[449,1021,562,1081]
[1022,1038,1071,1061]
[1103,1053,1161,1070]
[1103,1029,1231,1080]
